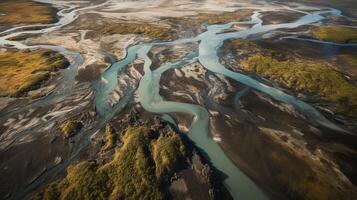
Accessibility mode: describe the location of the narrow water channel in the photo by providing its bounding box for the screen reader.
[0,1,348,199]
[93,7,346,200]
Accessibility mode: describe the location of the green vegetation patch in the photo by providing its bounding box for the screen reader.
[151,132,186,179]
[0,49,69,97]
[87,22,174,40]
[80,9,254,40]
[223,39,262,56]
[241,54,357,117]
[0,0,57,25]
[312,25,357,43]
[61,120,83,138]
[39,125,187,200]
[193,9,254,25]
[102,124,117,151]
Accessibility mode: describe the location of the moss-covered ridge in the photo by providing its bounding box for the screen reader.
[101,124,117,151]
[39,125,187,200]
[0,0,57,26]
[85,21,174,40]
[312,25,357,43]
[192,9,254,25]
[241,54,357,117]
[0,49,69,97]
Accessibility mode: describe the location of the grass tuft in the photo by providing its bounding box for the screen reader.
[61,120,83,138]
[102,124,117,151]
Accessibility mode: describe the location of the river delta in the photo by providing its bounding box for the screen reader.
[0,0,357,200]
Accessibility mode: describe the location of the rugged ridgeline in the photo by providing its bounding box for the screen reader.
[33,111,230,200]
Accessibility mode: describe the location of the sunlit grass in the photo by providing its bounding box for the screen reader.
[0,0,56,25]
[87,22,174,40]
[193,9,254,25]
[0,49,68,97]
[151,131,186,179]
[102,124,116,151]
[312,25,357,43]
[39,125,187,200]
[82,9,254,40]
[241,54,357,117]
[61,120,83,138]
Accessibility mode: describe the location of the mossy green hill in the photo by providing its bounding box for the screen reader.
[38,125,187,200]
[312,25,357,43]
[0,0,57,26]
[241,54,357,117]
[85,21,174,40]
[193,9,254,25]
[101,124,117,151]
[0,49,69,97]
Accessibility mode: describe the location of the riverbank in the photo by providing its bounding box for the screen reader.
[220,38,357,124]
[32,107,231,200]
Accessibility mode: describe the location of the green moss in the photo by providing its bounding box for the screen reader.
[312,26,357,43]
[0,49,69,97]
[87,22,174,40]
[241,54,357,117]
[61,120,83,138]
[102,124,116,151]
[0,0,57,26]
[40,125,187,200]
[192,9,254,25]
[42,184,60,200]
[151,133,186,179]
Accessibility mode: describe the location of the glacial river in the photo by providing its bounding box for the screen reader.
[93,7,346,200]
[0,1,350,199]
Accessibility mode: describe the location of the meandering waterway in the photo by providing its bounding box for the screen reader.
[0,1,350,199]
[93,7,347,200]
